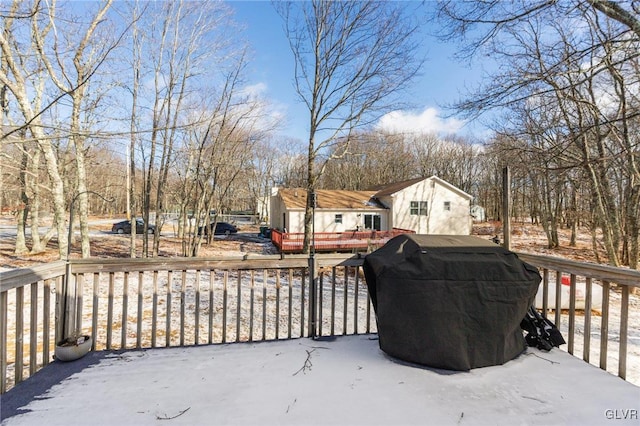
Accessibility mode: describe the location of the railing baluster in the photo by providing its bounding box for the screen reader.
[262,269,267,341]
[236,272,242,343]
[92,274,99,350]
[331,267,336,336]
[366,288,371,334]
[15,287,23,384]
[300,268,306,338]
[180,270,187,347]
[619,285,629,380]
[354,267,359,335]
[136,271,143,349]
[583,277,592,363]
[77,275,85,342]
[275,272,281,339]
[343,266,348,335]
[152,270,158,348]
[568,274,576,354]
[208,270,214,345]
[287,269,293,340]
[554,271,562,327]
[122,272,129,349]
[43,280,51,365]
[55,276,62,346]
[29,282,38,376]
[318,272,324,336]
[542,269,549,316]
[0,289,7,393]
[249,270,255,342]
[107,272,114,350]
[195,270,201,346]
[222,271,228,344]
[164,271,171,348]
[600,281,610,370]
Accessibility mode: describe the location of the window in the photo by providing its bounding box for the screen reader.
[364,214,381,230]
[410,201,418,215]
[444,201,451,211]
[334,214,343,224]
[410,201,428,216]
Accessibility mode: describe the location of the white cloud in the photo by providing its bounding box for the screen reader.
[375,107,465,135]
[240,82,268,99]
[234,82,286,134]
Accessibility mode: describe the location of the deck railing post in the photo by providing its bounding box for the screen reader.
[308,191,318,339]
[502,166,511,250]
[308,254,317,339]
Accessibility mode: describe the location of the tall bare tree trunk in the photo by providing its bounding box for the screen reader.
[126,2,143,258]
[28,147,44,253]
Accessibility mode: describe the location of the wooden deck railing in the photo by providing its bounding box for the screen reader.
[271,228,415,253]
[1,252,638,394]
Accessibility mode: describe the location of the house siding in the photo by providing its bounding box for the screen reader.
[385,178,472,235]
[288,210,305,233]
[273,209,388,234]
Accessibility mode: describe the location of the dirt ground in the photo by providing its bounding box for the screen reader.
[0,216,278,269]
[0,216,608,269]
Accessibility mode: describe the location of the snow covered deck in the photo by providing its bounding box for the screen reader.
[2,334,639,425]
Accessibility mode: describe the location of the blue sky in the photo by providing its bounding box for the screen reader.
[230,1,490,142]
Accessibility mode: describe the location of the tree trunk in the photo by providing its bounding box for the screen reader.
[40,138,68,259]
[302,135,317,254]
[15,148,28,254]
[29,147,44,253]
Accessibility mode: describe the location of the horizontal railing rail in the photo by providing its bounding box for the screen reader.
[271,228,415,253]
[1,251,638,394]
[518,253,639,383]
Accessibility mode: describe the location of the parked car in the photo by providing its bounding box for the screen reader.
[197,221,238,236]
[112,218,156,234]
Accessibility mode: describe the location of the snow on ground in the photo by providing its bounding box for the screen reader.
[2,335,639,426]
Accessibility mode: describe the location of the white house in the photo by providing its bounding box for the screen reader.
[270,176,473,235]
[270,188,387,234]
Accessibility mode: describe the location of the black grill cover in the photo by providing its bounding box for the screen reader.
[363,234,541,371]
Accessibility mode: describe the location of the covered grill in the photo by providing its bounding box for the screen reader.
[363,234,541,371]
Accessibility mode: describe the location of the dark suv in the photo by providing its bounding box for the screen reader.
[112,218,156,234]
[197,221,238,236]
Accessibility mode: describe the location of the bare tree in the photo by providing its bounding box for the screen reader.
[276,0,423,252]
[125,0,146,258]
[246,136,280,223]
[130,0,243,257]
[272,138,308,189]
[32,0,117,258]
[436,1,639,58]
[435,0,640,268]
[161,39,274,256]
[1,0,123,258]
[320,131,416,190]
[1,1,72,258]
